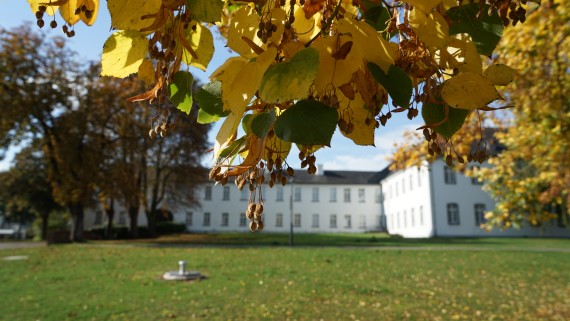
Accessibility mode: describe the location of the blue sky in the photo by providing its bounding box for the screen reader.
[0,0,422,172]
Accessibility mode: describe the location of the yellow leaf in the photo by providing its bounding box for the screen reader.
[409,9,448,50]
[28,0,58,16]
[439,34,482,75]
[337,92,375,146]
[483,64,517,86]
[59,0,81,26]
[101,31,149,78]
[293,4,321,43]
[267,8,287,45]
[312,35,362,95]
[107,0,162,31]
[226,47,277,115]
[336,18,394,74]
[441,72,501,109]
[180,22,214,71]
[403,0,441,14]
[263,134,292,162]
[59,0,98,26]
[215,112,241,159]
[80,0,98,26]
[138,59,155,86]
[211,57,248,113]
[227,5,265,59]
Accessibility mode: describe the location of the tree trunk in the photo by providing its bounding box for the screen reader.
[40,211,50,241]
[146,211,156,238]
[128,206,139,239]
[105,208,115,239]
[69,203,85,242]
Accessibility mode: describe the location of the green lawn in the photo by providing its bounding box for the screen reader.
[1,237,569,320]
[96,232,570,250]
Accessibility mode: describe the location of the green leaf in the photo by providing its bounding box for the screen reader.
[185,0,224,23]
[447,4,504,56]
[363,5,391,31]
[195,81,226,116]
[218,136,247,159]
[368,63,412,107]
[242,114,253,134]
[274,100,339,146]
[251,109,277,139]
[197,109,222,124]
[422,103,470,139]
[169,71,193,114]
[259,47,320,103]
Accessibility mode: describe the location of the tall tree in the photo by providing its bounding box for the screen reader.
[0,146,62,240]
[474,0,569,228]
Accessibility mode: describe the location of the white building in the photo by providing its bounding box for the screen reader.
[381,159,569,238]
[175,169,387,233]
[84,163,569,238]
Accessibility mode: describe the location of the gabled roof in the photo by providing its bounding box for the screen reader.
[290,169,384,185]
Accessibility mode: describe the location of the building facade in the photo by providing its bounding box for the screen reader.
[84,163,569,238]
[381,159,569,238]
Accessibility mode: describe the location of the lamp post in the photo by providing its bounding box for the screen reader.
[289,177,294,246]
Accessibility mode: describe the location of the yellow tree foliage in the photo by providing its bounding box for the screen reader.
[26,0,546,231]
[474,0,569,229]
[391,0,569,229]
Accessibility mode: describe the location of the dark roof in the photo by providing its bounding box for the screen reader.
[290,169,384,185]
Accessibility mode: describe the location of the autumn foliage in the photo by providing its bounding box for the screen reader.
[25,0,560,230]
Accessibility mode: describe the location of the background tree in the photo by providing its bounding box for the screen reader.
[474,0,569,228]
[0,146,62,240]
[390,0,569,229]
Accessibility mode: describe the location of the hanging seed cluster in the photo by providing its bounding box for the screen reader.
[423,128,489,167]
[299,150,318,174]
[236,165,267,232]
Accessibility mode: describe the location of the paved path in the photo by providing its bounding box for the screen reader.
[0,242,46,251]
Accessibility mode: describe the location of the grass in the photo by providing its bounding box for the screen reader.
[94,232,570,250]
[1,237,569,320]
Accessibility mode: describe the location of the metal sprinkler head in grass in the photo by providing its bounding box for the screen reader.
[162,260,202,281]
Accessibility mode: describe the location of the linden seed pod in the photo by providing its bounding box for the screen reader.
[149,128,156,139]
[287,167,294,176]
[269,180,275,188]
[249,220,258,232]
[246,210,254,220]
[257,220,264,231]
[254,212,262,221]
[255,204,264,215]
[280,176,287,186]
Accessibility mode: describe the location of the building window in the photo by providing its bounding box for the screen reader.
[419,206,424,226]
[186,212,193,226]
[344,188,351,203]
[294,214,301,227]
[312,187,319,202]
[375,188,381,203]
[330,188,337,202]
[474,204,486,226]
[276,213,283,227]
[410,208,415,227]
[402,178,405,194]
[444,166,457,184]
[223,186,230,200]
[409,174,413,191]
[359,215,366,229]
[330,214,337,228]
[221,213,229,226]
[94,211,103,225]
[447,203,460,225]
[345,215,352,228]
[203,212,211,226]
[403,210,407,228]
[276,187,284,202]
[118,211,127,225]
[397,212,400,229]
[240,189,248,201]
[294,187,302,202]
[358,188,365,203]
[204,186,212,200]
[312,214,319,228]
[395,182,398,196]
[239,213,247,227]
